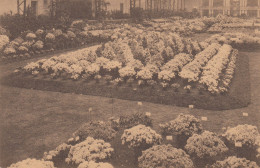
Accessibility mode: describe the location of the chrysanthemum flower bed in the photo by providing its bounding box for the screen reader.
[3,29,250,110]
[7,113,260,168]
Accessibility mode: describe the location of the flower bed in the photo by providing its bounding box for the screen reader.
[3,32,250,110]
[7,113,260,168]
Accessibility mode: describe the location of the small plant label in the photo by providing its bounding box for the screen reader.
[188,105,194,109]
[138,102,143,106]
[89,107,93,112]
[166,136,173,141]
[242,113,248,117]
[235,142,242,147]
[201,117,208,121]
[145,112,151,117]
[133,88,137,91]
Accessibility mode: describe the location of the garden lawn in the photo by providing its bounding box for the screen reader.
[0,49,260,168]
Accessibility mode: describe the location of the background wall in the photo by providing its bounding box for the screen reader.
[0,0,17,15]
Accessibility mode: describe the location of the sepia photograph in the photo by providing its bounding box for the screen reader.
[0,0,260,167]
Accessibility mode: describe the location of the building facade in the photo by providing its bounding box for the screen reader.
[199,0,260,17]
[16,0,51,16]
[91,0,199,16]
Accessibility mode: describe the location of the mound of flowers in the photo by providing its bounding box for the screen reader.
[8,158,55,168]
[65,137,114,165]
[205,33,260,49]
[43,143,72,162]
[78,161,114,168]
[138,144,194,168]
[0,35,9,51]
[223,124,260,148]
[185,131,228,166]
[160,114,203,137]
[73,121,117,143]
[121,124,162,149]
[209,156,259,168]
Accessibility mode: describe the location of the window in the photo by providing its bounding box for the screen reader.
[202,0,209,7]
[31,1,38,15]
[213,0,223,7]
[44,0,48,7]
[203,9,209,16]
[248,10,257,17]
[247,0,258,7]
[120,3,124,13]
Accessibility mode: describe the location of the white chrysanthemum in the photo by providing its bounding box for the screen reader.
[223,124,259,147]
[119,66,136,78]
[8,158,55,168]
[78,161,114,168]
[0,35,9,51]
[121,124,162,148]
[199,44,233,93]
[66,137,114,164]
[179,43,221,82]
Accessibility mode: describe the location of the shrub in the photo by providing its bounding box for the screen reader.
[73,121,117,142]
[138,144,194,168]
[3,46,16,55]
[209,156,259,168]
[185,131,228,159]
[159,114,202,137]
[78,161,114,168]
[121,124,162,149]
[43,143,71,162]
[223,124,259,148]
[65,137,114,165]
[25,33,37,41]
[119,112,152,129]
[7,158,55,168]
[0,35,9,51]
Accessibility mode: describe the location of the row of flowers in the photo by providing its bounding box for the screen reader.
[179,43,221,82]
[199,44,233,93]
[205,32,260,48]
[8,113,260,168]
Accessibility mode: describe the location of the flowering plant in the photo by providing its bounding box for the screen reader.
[159,114,202,137]
[138,144,194,168]
[43,143,71,161]
[25,33,37,40]
[136,68,154,80]
[179,43,221,82]
[17,46,28,53]
[8,158,55,168]
[161,53,193,72]
[223,124,259,147]
[73,121,117,142]
[200,44,233,93]
[66,137,114,165]
[185,131,228,158]
[45,33,55,41]
[0,35,9,51]
[209,156,259,168]
[121,124,162,149]
[158,70,175,81]
[35,29,44,36]
[119,112,152,129]
[32,40,44,50]
[4,47,16,55]
[78,161,114,168]
[119,66,136,79]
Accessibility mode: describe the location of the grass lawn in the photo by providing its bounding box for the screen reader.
[0,49,260,167]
